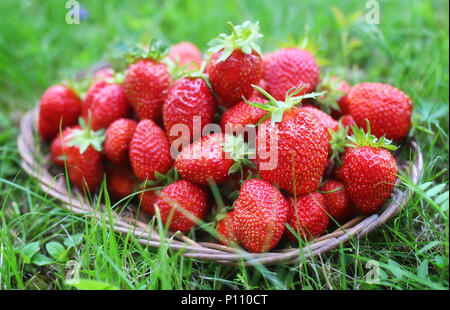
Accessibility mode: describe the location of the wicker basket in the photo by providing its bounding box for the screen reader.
[17,84,423,266]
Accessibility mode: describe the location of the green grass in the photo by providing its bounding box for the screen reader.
[0,0,448,290]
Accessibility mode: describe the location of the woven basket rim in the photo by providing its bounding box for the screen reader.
[18,104,423,266]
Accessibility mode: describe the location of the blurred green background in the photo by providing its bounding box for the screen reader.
[0,0,448,119]
[0,0,448,290]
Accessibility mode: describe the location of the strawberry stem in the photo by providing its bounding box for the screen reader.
[244,84,326,126]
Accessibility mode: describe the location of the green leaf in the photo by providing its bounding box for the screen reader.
[32,254,56,266]
[386,259,405,278]
[64,234,84,248]
[419,182,434,191]
[46,241,67,262]
[228,162,242,174]
[417,260,429,279]
[435,191,449,206]
[67,279,119,290]
[20,242,40,264]
[425,183,446,198]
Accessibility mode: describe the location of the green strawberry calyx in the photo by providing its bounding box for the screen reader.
[349,120,398,151]
[207,20,263,62]
[66,116,105,154]
[222,134,256,176]
[315,73,347,114]
[142,167,180,188]
[244,84,326,126]
[328,123,352,168]
[125,39,170,64]
[104,70,125,85]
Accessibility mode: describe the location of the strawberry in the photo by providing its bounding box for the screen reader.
[336,124,398,214]
[207,21,263,108]
[220,96,267,136]
[106,165,138,201]
[167,41,203,70]
[263,48,320,100]
[129,119,173,182]
[216,210,239,246]
[123,42,172,121]
[50,125,80,167]
[87,83,131,130]
[81,68,115,119]
[81,79,109,120]
[299,105,339,136]
[347,82,412,141]
[245,86,329,196]
[38,84,82,141]
[141,180,209,233]
[138,186,159,216]
[320,179,353,223]
[315,75,351,117]
[162,75,216,148]
[339,114,356,135]
[64,119,106,193]
[232,179,289,253]
[286,192,329,241]
[175,133,255,186]
[104,118,137,165]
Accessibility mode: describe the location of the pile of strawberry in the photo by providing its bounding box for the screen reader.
[36,21,412,254]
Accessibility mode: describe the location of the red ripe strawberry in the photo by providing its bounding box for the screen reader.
[167,41,203,70]
[299,106,339,135]
[337,124,398,214]
[66,146,105,193]
[104,118,137,165]
[106,165,138,201]
[87,83,130,130]
[123,48,172,121]
[334,77,351,116]
[286,192,329,241]
[262,52,273,77]
[339,114,356,135]
[232,179,289,253]
[138,186,159,216]
[175,133,233,185]
[264,48,320,100]
[81,79,109,120]
[320,180,353,223]
[50,125,80,167]
[220,96,267,135]
[142,180,209,233]
[81,68,114,119]
[249,86,329,197]
[207,21,263,108]
[129,119,173,182]
[216,210,239,246]
[347,82,412,141]
[38,84,81,141]
[163,76,216,148]
[64,122,106,193]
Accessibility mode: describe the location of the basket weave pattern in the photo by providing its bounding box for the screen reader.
[17,108,423,265]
